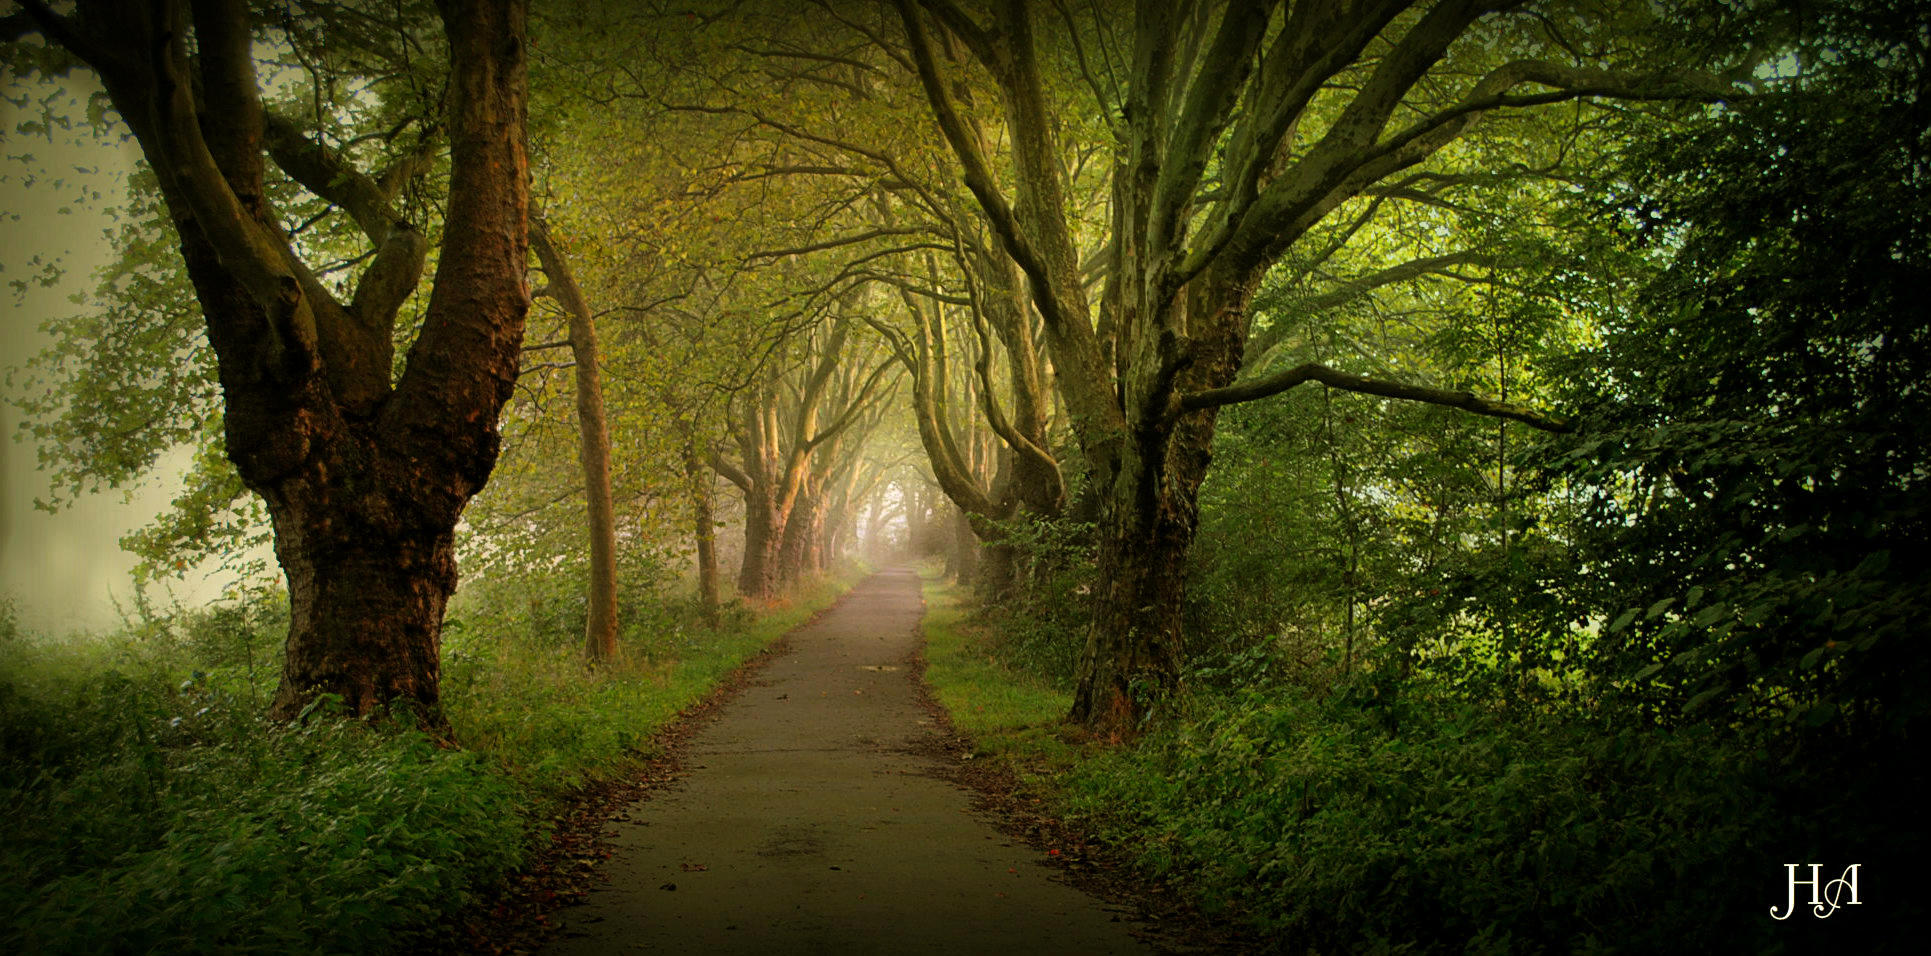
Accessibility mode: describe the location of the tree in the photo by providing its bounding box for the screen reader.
[8,0,530,730]
[712,310,897,599]
[891,0,1731,732]
[528,217,619,662]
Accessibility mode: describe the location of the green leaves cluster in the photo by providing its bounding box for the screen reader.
[1544,0,1931,741]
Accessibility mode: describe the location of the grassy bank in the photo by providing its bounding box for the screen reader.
[0,566,864,953]
[915,570,1886,954]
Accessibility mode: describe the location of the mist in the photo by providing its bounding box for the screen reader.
[1,69,224,636]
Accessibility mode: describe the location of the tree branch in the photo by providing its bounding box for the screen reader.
[261,111,425,349]
[1245,250,1495,364]
[892,0,1057,323]
[1144,0,1272,267]
[1179,361,1569,432]
[804,358,899,450]
[747,226,938,261]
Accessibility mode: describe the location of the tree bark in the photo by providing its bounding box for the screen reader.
[685,443,722,628]
[529,219,620,663]
[777,484,817,588]
[267,485,461,724]
[738,486,781,601]
[21,0,530,732]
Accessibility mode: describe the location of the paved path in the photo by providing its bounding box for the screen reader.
[543,568,1148,954]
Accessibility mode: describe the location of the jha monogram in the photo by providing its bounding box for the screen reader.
[1769,863,1860,920]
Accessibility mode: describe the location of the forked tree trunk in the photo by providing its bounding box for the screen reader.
[22,0,531,733]
[264,2,528,728]
[890,0,1635,735]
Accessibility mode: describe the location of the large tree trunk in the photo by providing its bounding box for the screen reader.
[1068,428,1216,734]
[265,475,462,724]
[978,539,1015,598]
[778,487,824,587]
[25,0,530,732]
[1071,541,1182,733]
[1070,272,1251,734]
[1069,488,1196,734]
[738,490,781,601]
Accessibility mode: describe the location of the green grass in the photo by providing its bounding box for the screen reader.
[915,567,1077,765]
[445,568,865,790]
[0,565,866,954]
[914,575,1828,955]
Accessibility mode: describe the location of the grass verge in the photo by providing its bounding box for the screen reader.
[0,566,865,954]
[915,565,1073,766]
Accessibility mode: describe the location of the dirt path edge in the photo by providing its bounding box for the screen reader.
[899,632,1268,954]
[433,591,859,956]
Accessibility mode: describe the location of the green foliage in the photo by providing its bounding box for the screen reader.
[926,599,1894,952]
[970,513,1094,687]
[0,622,523,954]
[1059,685,1798,954]
[1540,0,1931,745]
[1,566,864,953]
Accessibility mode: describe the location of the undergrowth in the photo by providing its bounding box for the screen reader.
[917,565,1074,765]
[0,566,862,953]
[917,574,1902,954]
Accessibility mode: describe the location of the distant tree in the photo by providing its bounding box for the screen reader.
[712,311,897,599]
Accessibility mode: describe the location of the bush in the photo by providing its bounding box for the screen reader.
[1,634,523,953]
[1060,685,1792,953]
[969,514,1094,687]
